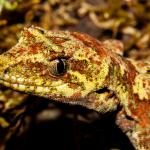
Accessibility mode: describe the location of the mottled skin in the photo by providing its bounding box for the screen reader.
[0,26,149,150]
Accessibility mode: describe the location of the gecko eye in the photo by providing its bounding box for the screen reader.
[49,58,67,76]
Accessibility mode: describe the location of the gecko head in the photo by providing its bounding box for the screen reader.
[0,26,117,110]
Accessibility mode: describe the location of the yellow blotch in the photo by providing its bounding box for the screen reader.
[133,74,148,100]
[97,58,110,85]
[56,84,79,97]
[69,71,96,96]
[27,27,62,52]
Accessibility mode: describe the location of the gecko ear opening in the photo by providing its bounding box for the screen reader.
[95,87,109,94]
[95,87,115,99]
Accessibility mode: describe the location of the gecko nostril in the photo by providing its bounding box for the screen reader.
[38,28,45,34]
[4,68,10,74]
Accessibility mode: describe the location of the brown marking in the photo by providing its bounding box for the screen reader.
[6,47,26,59]
[49,37,69,45]
[130,94,150,128]
[28,42,45,54]
[68,83,78,89]
[43,51,57,59]
[43,50,66,60]
[26,61,34,69]
[70,60,88,74]
[23,30,35,42]
[24,61,48,76]
[125,60,137,85]
[89,56,101,65]
[70,92,82,99]
[63,73,72,83]
[71,32,107,57]
[83,47,101,65]
[17,47,26,54]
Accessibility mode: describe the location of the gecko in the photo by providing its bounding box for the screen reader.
[0,26,149,150]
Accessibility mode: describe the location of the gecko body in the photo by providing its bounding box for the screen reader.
[0,26,149,150]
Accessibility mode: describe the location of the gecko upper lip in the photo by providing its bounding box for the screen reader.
[0,74,44,87]
[0,75,29,86]
[0,78,52,94]
[0,75,65,95]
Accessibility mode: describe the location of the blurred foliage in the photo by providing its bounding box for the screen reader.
[0,0,22,12]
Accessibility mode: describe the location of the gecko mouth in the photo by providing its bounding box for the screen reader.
[0,74,116,104]
[0,75,119,113]
[0,73,54,94]
[0,78,92,104]
[0,74,82,100]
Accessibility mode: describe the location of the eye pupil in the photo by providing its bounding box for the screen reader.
[49,58,67,76]
[57,59,66,74]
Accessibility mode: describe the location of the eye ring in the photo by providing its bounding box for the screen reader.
[49,58,67,76]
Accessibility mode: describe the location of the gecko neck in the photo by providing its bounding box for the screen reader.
[107,56,137,114]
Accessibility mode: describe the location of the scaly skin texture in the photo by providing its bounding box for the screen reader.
[0,26,149,150]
